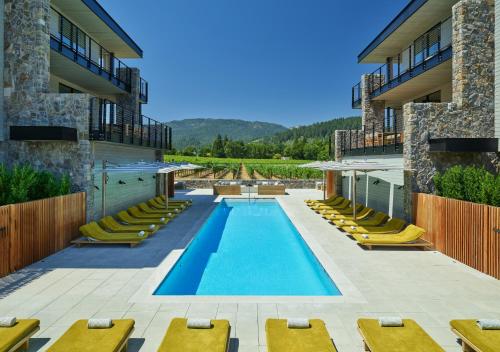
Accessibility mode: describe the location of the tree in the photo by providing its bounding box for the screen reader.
[181,146,197,156]
[211,135,225,158]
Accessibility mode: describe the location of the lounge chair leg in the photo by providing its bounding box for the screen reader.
[363,340,370,351]
[462,341,474,352]
[19,340,29,351]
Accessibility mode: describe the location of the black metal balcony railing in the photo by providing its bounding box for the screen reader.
[139,78,149,103]
[340,111,403,157]
[358,17,452,100]
[352,82,362,109]
[50,8,132,91]
[89,99,171,150]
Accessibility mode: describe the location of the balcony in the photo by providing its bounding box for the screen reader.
[140,78,149,103]
[89,99,171,150]
[352,82,362,109]
[339,111,403,157]
[50,8,148,95]
[363,18,452,101]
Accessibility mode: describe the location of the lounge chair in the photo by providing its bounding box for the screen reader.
[325,207,374,221]
[450,319,500,352]
[0,319,40,352]
[314,199,351,213]
[116,211,170,225]
[331,212,389,227]
[99,216,160,234]
[310,197,345,210]
[266,318,337,352]
[73,222,148,247]
[128,206,177,220]
[138,202,182,214]
[153,197,190,207]
[342,218,406,234]
[47,319,135,352]
[156,318,230,352]
[320,204,365,218]
[351,225,431,250]
[159,195,192,205]
[306,195,340,205]
[357,318,444,352]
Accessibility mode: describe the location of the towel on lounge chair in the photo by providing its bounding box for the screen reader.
[287,318,310,329]
[379,317,403,327]
[0,317,16,327]
[88,319,113,329]
[477,319,500,330]
[187,318,212,329]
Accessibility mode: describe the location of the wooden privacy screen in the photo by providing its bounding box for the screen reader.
[0,192,86,278]
[413,193,500,280]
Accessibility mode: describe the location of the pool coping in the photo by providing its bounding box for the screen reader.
[130,194,367,304]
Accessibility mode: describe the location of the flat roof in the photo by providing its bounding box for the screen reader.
[52,0,143,58]
[358,0,457,63]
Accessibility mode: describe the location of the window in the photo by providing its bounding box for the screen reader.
[59,83,81,94]
[414,91,441,103]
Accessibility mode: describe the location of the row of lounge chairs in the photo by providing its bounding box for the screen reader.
[2,316,498,352]
[305,195,431,249]
[72,196,192,247]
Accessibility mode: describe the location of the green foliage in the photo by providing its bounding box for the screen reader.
[434,165,499,206]
[211,134,226,158]
[0,164,72,206]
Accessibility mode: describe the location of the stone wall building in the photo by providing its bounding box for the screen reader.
[0,0,172,219]
[334,0,499,220]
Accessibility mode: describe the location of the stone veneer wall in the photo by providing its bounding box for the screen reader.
[403,0,499,218]
[361,74,385,131]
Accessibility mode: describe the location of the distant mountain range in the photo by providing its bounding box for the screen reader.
[168,118,288,149]
[168,116,361,149]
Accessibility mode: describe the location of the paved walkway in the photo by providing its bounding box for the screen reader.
[0,189,499,352]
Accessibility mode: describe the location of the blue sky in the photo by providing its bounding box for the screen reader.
[102,0,407,127]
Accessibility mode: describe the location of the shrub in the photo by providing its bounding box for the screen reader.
[0,164,72,206]
[435,165,499,207]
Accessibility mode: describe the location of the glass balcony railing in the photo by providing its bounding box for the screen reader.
[140,78,149,103]
[365,17,452,98]
[352,82,362,109]
[50,8,132,92]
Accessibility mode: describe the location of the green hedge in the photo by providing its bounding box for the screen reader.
[434,166,499,207]
[0,164,71,206]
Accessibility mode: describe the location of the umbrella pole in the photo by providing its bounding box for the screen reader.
[101,160,107,219]
[352,170,357,221]
[164,172,169,209]
[322,170,326,200]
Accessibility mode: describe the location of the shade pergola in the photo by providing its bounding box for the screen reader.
[100,161,204,217]
[299,161,332,200]
[302,160,404,220]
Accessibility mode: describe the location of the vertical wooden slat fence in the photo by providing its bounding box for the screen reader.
[413,193,500,280]
[0,192,86,278]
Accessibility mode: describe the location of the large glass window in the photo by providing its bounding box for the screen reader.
[414,91,441,103]
[59,83,81,94]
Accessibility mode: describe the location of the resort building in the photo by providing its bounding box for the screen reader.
[336,0,499,220]
[0,0,172,219]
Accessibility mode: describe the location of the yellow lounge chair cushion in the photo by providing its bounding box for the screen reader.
[326,208,373,221]
[117,211,169,225]
[357,319,443,352]
[266,319,336,352]
[333,212,389,227]
[128,207,176,220]
[343,218,406,234]
[99,216,159,234]
[450,319,500,352]
[352,225,424,245]
[79,223,147,242]
[47,319,134,352]
[157,318,230,352]
[0,319,39,352]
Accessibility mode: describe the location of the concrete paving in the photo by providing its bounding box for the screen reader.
[0,189,499,352]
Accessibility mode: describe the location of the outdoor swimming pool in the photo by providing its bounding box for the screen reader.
[154,199,340,296]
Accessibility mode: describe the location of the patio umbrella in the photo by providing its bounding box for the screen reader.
[299,161,332,200]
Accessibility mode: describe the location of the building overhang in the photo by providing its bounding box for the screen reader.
[358,0,458,63]
[51,0,143,58]
[10,126,78,142]
[429,138,499,153]
[372,56,452,107]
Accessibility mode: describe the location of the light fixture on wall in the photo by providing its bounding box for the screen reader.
[152,175,156,179]
[138,177,144,182]
[398,185,404,190]
[118,180,126,185]
[94,185,100,190]
[356,177,361,181]
[373,180,380,185]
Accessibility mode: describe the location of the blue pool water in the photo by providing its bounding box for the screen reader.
[154,199,341,296]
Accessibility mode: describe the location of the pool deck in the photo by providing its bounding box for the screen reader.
[0,189,499,351]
